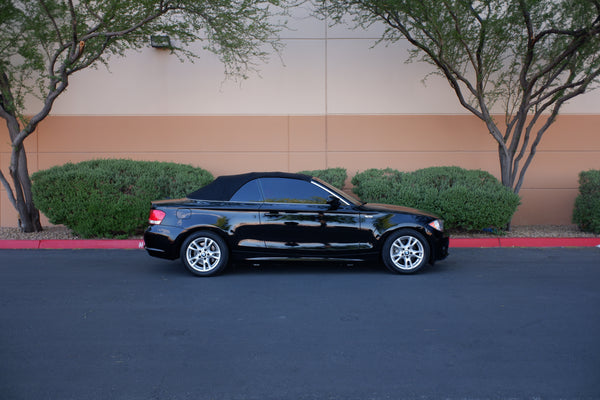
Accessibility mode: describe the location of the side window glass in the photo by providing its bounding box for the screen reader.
[260,178,329,204]
[230,179,263,202]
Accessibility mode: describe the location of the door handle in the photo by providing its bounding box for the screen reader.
[264,212,280,217]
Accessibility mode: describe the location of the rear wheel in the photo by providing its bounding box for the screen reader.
[382,229,430,274]
[180,231,229,276]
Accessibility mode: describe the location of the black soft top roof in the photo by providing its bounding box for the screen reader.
[187,172,312,201]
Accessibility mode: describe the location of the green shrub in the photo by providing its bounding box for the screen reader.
[299,167,347,189]
[352,166,520,231]
[573,169,600,234]
[32,159,213,238]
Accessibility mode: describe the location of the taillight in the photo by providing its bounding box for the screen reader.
[149,209,166,225]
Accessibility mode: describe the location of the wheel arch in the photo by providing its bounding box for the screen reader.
[175,225,231,256]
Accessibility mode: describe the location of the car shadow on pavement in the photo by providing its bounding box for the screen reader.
[146,256,451,278]
[229,262,386,276]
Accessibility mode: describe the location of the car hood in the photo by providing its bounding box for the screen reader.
[362,203,440,219]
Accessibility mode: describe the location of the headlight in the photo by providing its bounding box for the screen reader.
[428,219,444,232]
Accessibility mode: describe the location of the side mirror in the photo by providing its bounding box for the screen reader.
[327,195,341,210]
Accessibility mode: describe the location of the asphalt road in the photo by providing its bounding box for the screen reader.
[1,248,599,400]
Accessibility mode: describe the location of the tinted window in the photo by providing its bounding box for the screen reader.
[260,178,329,204]
[230,179,263,202]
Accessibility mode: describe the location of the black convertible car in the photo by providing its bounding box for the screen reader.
[144,172,449,276]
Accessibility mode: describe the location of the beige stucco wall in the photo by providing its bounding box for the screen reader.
[2,7,599,228]
[2,114,599,227]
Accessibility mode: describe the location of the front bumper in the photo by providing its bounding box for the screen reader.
[437,236,450,261]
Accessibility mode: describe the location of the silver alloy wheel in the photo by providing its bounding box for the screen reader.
[390,235,425,270]
[186,237,222,273]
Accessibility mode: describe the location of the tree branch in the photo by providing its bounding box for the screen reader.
[0,71,21,135]
[38,0,65,46]
[80,7,168,43]
[526,21,600,94]
[379,8,485,120]
[68,0,78,45]
[514,102,561,193]
[67,39,110,75]
[0,169,17,209]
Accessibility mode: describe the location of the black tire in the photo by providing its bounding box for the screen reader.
[180,231,229,276]
[382,229,430,274]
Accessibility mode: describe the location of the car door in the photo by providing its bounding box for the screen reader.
[257,177,365,256]
[225,178,266,251]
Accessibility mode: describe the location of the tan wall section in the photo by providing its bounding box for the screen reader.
[1,114,599,227]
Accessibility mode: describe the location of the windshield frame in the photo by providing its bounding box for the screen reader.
[311,177,364,207]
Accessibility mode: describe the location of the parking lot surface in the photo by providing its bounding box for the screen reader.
[1,248,599,399]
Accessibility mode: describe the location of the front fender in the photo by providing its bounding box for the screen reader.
[365,212,434,241]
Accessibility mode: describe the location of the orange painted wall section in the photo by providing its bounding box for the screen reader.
[1,114,599,227]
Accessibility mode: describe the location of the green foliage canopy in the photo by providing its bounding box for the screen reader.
[316,0,600,193]
[0,0,290,232]
[0,0,287,125]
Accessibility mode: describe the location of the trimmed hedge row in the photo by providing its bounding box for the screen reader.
[31,162,526,238]
[573,169,600,234]
[351,166,521,231]
[32,159,213,238]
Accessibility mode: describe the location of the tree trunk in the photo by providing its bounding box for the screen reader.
[498,145,515,192]
[9,145,42,233]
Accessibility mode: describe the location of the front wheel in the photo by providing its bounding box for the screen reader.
[180,231,229,276]
[382,229,430,274]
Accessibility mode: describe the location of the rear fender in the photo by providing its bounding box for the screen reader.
[174,225,230,253]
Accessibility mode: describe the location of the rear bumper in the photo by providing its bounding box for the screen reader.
[144,226,183,260]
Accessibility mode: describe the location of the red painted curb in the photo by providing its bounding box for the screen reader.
[449,238,501,248]
[0,239,145,250]
[0,240,41,249]
[499,237,600,248]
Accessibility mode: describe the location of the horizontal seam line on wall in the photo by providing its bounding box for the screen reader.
[33,113,600,117]
[520,188,579,190]
[7,150,600,154]
[18,151,502,155]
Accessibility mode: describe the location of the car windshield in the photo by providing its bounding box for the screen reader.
[311,177,364,206]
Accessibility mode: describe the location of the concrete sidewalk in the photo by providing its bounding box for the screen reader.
[0,237,599,249]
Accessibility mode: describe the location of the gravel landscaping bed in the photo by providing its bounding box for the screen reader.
[0,226,141,240]
[449,225,599,238]
[1,224,598,240]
